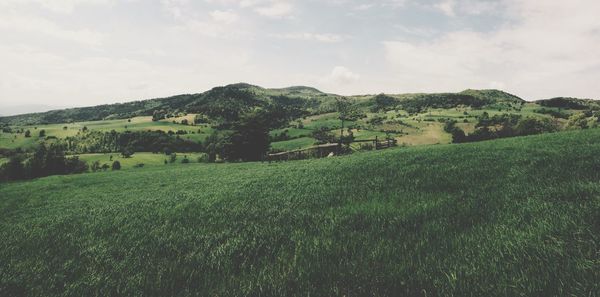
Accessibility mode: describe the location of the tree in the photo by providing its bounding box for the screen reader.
[112,161,121,170]
[1,155,25,180]
[24,130,31,138]
[451,128,467,143]
[203,132,222,162]
[120,147,134,158]
[152,110,166,122]
[221,110,271,162]
[91,161,101,172]
[335,98,364,139]
[39,130,46,138]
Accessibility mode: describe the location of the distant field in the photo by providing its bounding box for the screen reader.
[0,115,212,150]
[1,129,598,296]
[77,152,207,170]
[0,104,579,153]
[271,137,316,151]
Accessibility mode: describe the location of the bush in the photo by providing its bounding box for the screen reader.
[112,161,121,170]
[181,157,190,164]
[91,161,101,172]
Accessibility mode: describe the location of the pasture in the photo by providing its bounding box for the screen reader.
[1,129,598,296]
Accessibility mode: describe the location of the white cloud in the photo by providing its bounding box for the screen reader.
[321,66,360,85]
[274,32,346,43]
[384,0,600,99]
[254,1,293,18]
[0,14,104,46]
[0,0,113,14]
[210,10,239,23]
[435,0,456,17]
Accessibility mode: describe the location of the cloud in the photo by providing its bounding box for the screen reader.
[0,14,104,46]
[435,0,456,17]
[254,1,293,18]
[322,66,360,85]
[273,32,346,43]
[210,10,239,23]
[0,0,113,14]
[384,0,600,99]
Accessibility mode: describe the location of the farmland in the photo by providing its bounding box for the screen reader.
[0,129,599,296]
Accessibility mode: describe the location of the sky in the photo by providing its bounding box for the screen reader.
[0,0,599,112]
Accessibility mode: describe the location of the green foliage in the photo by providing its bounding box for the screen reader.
[152,110,167,122]
[534,108,570,119]
[462,114,560,142]
[0,130,599,295]
[370,94,398,112]
[0,143,88,181]
[111,160,121,170]
[311,127,336,144]
[567,113,591,130]
[38,129,46,138]
[399,93,494,114]
[459,89,524,103]
[24,130,31,138]
[120,147,134,158]
[221,110,271,162]
[63,130,202,154]
[537,97,597,110]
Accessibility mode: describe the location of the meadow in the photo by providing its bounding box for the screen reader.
[77,152,208,170]
[0,129,598,296]
[0,116,213,150]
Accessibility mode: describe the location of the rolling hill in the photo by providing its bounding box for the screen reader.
[0,84,528,126]
[0,129,598,296]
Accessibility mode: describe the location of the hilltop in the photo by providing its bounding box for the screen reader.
[0,84,526,126]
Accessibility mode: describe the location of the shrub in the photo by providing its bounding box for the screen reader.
[91,161,101,172]
[112,161,121,170]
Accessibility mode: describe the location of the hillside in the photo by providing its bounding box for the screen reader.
[0,84,527,126]
[536,97,600,110]
[0,84,339,126]
[1,129,598,296]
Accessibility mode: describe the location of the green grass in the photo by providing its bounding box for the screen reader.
[77,152,207,170]
[1,129,598,296]
[0,116,212,150]
[271,137,316,151]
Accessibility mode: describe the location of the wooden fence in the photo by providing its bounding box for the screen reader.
[267,137,397,162]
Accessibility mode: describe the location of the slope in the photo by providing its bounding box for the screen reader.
[0,129,598,296]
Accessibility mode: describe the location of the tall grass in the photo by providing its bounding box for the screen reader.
[0,129,599,296]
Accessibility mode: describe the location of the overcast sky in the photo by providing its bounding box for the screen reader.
[0,0,599,110]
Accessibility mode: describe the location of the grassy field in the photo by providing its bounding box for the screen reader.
[0,116,212,150]
[77,152,208,170]
[1,104,574,153]
[0,129,598,296]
